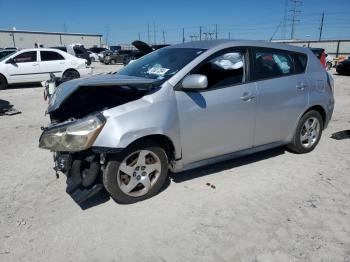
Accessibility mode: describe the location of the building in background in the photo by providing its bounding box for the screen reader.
[0,30,103,48]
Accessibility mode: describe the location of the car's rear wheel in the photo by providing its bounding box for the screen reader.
[103,140,168,204]
[0,75,8,90]
[287,110,323,154]
[62,69,80,81]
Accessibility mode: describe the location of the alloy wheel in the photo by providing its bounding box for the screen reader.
[116,150,162,197]
[300,117,320,148]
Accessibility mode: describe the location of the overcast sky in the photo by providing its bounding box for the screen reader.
[1,0,349,45]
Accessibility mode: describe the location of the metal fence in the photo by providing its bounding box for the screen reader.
[273,39,350,58]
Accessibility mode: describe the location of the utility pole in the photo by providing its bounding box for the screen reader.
[281,0,288,39]
[215,24,218,40]
[105,25,109,46]
[162,30,166,44]
[153,22,156,45]
[182,28,185,43]
[228,32,231,40]
[319,12,324,41]
[147,24,150,44]
[289,0,302,40]
[138,32,141,41]
[199,26,202,41]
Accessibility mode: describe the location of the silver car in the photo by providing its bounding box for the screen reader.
[39,40,334,204]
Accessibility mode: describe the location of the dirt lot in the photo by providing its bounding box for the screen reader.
[0,64,349,262]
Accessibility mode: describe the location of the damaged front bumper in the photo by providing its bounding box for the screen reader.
[53,151,105,204]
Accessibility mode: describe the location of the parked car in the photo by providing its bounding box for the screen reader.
[103,49,135,65]
[50,44,91,65]
[87,51,99,62]
[310,48,327,69]
[336,58,350,75]
[0,48,92,90]
[39,40,334,204]
[88,47,109,54]
[0,49,17,60]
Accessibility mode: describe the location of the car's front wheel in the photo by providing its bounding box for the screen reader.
[62,69,80,81]
[103,140,169,204]
[287,110,323,153]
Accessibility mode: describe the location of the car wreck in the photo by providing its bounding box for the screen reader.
[39,40,334,204]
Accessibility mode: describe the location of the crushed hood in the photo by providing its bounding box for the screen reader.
[48,74,159,113]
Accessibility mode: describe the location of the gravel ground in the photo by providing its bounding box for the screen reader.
[0,64,349,262]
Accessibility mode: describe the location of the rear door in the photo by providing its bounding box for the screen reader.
[6,51,40,83]
[252,47,308,146]
[39,50,67,80]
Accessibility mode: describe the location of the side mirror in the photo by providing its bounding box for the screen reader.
[182,74,208,90]
[6,58,15,64]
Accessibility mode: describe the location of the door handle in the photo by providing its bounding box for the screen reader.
[296,83,306,90]
[240,92,255,101]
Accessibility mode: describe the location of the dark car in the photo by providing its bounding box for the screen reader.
[50,45,91,65]
[336,59,350,75]
[0,49,16,60]
[103,50,135,65]
[103,41,170,65]
[88,47,109,54]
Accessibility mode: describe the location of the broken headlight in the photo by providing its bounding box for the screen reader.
[39,114,105,152]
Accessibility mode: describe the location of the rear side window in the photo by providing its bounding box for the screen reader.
[294,53,307,74]
[41,51,65,61]
[13,51,37,63]
[253,49,294,80]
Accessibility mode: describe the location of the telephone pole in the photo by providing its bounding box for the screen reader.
[162,30,166,44]
[289,0,302,40]
[182,28,185,43]
[147,24,150,44]
[199,26,202,41]
[153,22,156,44]
[319,12,324,41]
[281,0,288,39]
[228,32,231,40]
[138,32,141,41]
[215,24,218,40]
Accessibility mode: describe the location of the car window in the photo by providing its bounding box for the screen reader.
[118,48,205,83]
[41,51,65,61]
[73,47,85,55]
[192,51,245,89]
[13,51,37,63]
[294,53,307,74]
[254,49,294,80]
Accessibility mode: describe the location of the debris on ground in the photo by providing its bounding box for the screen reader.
[0,99,21,116]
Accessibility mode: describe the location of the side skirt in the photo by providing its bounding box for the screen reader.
[170,141,287,173]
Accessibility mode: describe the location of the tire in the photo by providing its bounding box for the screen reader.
[103,140,169,204]
[287,110,323,154]
[91,57,95,62]
[110,59,116,65]
[0,75,8,90]
[62,69,80,81]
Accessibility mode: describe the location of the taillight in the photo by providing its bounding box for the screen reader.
[321,52,326,69]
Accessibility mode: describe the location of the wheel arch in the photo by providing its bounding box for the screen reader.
[125,134,177,162]
[0,73,8,83]
[303,105,327,128]
[63,68,80,77]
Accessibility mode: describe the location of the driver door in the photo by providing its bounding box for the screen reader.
[175,48,257,165]
[7,51,40,83]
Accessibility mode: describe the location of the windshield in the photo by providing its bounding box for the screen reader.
[0,51,16,61]
[117,48,205,82]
